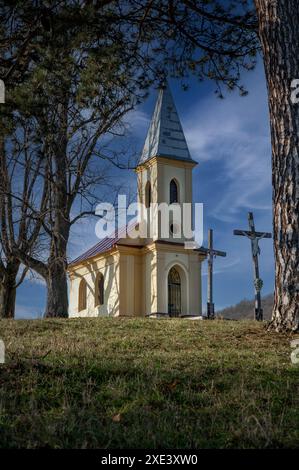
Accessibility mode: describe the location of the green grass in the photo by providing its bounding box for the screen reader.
[0,318,298,448]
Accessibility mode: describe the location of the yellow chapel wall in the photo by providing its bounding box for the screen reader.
[153,245,203,316]
[68,252,121,317]
[118,247,145,316]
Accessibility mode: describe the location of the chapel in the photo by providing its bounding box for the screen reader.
[68,82,206,317]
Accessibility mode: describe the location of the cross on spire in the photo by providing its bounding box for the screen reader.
[234,212,272,321]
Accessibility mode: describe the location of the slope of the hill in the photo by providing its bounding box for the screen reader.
[217,294,274,320]
[0,317,298,448]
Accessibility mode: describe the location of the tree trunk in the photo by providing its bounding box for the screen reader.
[0,281,17,318]
[0,263,19,318]
[44,188,70,318]
[45,261,69,318]
[43,99,70,319]
[255,0,299,331]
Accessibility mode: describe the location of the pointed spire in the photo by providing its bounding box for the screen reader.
[138,81,194,165]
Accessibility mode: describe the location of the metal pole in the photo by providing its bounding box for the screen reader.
[207,229,214,319]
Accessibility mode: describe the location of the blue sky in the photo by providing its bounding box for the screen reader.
[15,61,274,318]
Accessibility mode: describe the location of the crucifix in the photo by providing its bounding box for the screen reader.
[233,212,272,321]
[204,229,227,319]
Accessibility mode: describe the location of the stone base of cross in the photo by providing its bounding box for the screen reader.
[207,302,215,319]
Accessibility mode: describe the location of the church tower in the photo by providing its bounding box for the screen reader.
[136,81,198,243]
[135,82,205,317]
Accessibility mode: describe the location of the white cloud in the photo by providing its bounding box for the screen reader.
[15,304,43,319]
[183,69,272,222]
[123,109,150,134]
[202,257,241,276]
[26,271,46,286]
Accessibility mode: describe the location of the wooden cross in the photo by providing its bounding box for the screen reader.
[203,229,226,319]
[233,212,272,321]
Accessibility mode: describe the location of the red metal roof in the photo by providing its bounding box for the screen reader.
[69,222,137,266]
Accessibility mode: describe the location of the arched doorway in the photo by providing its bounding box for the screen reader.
[168,267,181,317]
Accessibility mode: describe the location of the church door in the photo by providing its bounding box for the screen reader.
[168,267,181,317]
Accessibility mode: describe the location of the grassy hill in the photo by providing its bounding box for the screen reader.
[0,317,298,448]
[217,294,274,320]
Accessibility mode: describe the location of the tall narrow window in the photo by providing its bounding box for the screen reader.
[145,181,152,208]
[170,179,179,204]
[168,267,181,317]
[78,279,87,311]
[95,273,104,307]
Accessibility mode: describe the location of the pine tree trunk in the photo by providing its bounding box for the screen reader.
[44,133,70,318]
[255,0,299,331]
[45,261,69,318]
[0,264,19,318]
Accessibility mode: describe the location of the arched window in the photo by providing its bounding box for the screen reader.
[169,266,181,284]
[78,279,87,311]
[170,179,179,204]
[95,273,104,307]
[145,181,152,208]
[170,222,180,237]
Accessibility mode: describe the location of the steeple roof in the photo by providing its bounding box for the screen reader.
[138,81,195,165]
